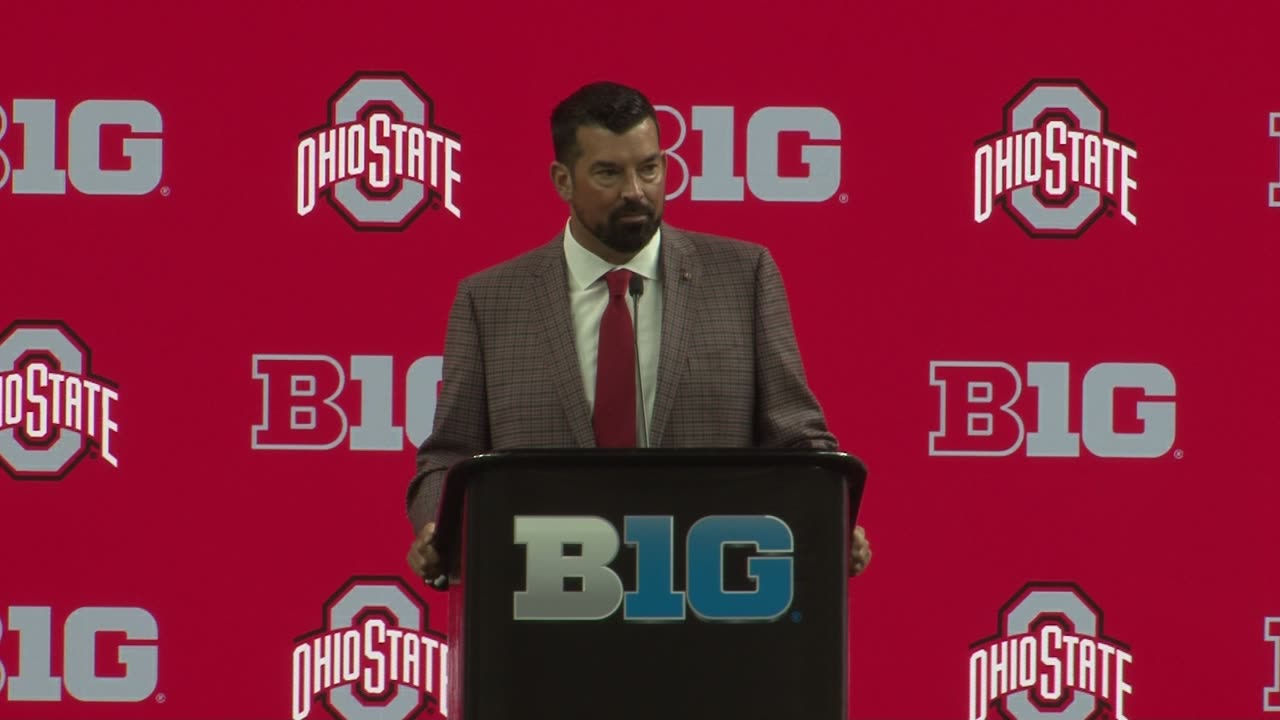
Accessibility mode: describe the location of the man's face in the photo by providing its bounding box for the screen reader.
[559,118,666,255]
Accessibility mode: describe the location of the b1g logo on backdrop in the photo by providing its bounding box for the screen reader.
[1268,112,1280,208]
[0,98,163,196]
[297,71,462,231]
[0,605,158,703]
[655,105,842,203]
[1,321,120,479]
[1265,616,1280,712]
[292,577,448,720]
[969,583,1133,720]
[929,361,1176,459]
[514,515,794,622]
[251,353,440,451]
[974,79,1137,238]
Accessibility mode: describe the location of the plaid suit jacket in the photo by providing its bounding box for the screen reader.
[405,224,837,533]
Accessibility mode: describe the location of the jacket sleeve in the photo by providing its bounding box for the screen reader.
[405,279,492,534]
[752,247,839,451]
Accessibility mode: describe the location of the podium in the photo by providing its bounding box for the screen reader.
[432,449,867,720]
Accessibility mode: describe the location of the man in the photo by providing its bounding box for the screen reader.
[405,81,871,584]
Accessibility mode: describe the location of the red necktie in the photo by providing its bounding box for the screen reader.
[593,269,637,447]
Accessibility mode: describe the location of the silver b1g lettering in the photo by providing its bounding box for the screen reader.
[1269,111,1280,208]
[251,353,443,451]
[0,606,158,702]
[657,105,841,202]
[1266,617,1280,712]
[0,99,163,195]
[929,361,1176,459]
[514,514,795,622]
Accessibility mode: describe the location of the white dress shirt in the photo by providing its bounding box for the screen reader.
[563,219,663,446]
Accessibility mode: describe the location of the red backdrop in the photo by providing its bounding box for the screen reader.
[3,1,1280,718]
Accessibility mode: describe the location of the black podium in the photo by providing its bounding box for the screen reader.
[432,449,867,720]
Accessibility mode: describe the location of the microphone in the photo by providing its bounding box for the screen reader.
[628,273,649,448]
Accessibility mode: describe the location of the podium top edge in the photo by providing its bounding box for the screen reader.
[446,448,867,483]
[431,449,869,560]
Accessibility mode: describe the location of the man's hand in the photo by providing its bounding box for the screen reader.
[406,521,444,584]
[850,525,872,576]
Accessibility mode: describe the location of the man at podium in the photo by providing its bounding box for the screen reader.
[405,80,871,586]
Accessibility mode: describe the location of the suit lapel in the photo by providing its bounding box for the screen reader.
[650,225,700,446]
[529,237,598,448]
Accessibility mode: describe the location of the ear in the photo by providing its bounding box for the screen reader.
[550,161,573,201]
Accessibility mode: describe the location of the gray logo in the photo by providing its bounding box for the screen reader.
[0,106,10,190]
[296,72,462,231]
[974,80,1137,238]
[0,321,119,480]
[656,105,841,202]
[0,99,162,195]
[1265,617,1280,711]
[1269,112,1280,208]
[291,577,448,720]
[968,583,1133,720]
[0,605,158,702]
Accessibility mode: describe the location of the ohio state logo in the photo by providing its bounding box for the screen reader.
[974,79,1137,238]
[296,71,462,231]
[291,577,449,720]
[0,320,119,480]
[969,583,1133,720]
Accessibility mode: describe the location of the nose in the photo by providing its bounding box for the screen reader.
[620,169,645,201]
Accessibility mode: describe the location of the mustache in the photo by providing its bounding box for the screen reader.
[611,201,654,219]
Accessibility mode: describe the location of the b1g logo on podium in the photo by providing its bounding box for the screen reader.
[251,353,441,452]
[297,71,462,231]
[929,361,1176,459]
[656,105,842,203]
[513,515,794,622]
[969,583,1133,720]
[0,320,120,480]
[974,79,1137,238]
[0,605,158,703]
[0,98,163,196]
[291,577,449,720]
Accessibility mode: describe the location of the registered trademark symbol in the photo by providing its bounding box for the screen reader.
[156,693,167,703]
[838,192,849,204]
[1173,449,1184,459]
[790,610,803,623]
[159,186,171,197]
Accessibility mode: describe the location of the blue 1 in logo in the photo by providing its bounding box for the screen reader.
[512,514,794,622]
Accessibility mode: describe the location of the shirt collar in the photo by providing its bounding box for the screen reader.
[563,218,662,292]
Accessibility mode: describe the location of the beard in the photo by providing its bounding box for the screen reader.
[583,200,663,255]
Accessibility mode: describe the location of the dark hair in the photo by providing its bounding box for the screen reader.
[551,81,659,166]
